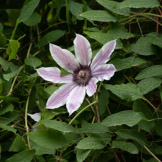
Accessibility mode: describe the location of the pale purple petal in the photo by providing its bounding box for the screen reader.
[28,113,41,122]
[74,34,92,66]
[92,64,116,81]
[46,83,76,109]
[91,40,116,70]
[86,78,97,97]
[50,44,79,72]
[66,86,86,116]
[36,67,73,83]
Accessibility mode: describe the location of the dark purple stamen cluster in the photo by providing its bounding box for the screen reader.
[73,65,91,86]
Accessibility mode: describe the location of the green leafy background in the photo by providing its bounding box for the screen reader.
[0,0,162,161]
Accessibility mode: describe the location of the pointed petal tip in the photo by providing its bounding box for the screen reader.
[66,86,86,116]
[36,68,42,76]
[28,113,41,122]
[49,43,53,49]
[67,104,77,116]
[74,33,92,66]
[75,33,81,37]
[49,43,57,49]
[86,78,98,97]
[35,68,39,72]
[112,39,117,46]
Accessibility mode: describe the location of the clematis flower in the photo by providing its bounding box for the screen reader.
[36,34,116,115]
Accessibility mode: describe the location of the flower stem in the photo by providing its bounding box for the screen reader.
[10,19,19,40]
[25,88,32,150]
[69,100,98,125]
[142,97,158,111]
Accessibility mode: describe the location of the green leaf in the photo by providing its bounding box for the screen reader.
[120,0,160,8]
[24,56,42,69]
[9,135,27,152]
[116,129,148,145]
[3,66,22,81]
[41,120,74,133]
[0,79,2,95]
[0,124,16,134]
[133,100,155,132]
[79,121,109,134]
[0,57,18,71]
[30,140,55,155]
[151,145,162,155]
[107,24,134,39]
[0,96,19,102]
[102,110,144,127]
[6,150,35,162]
[160,88,162,102]
[6,9,20,25]
[80,10,118,22]
[138,77,161,95]
[76,137,105,150]
[110,56,147,71]
[156,120,162,137]
[130,37,156,56]
[0,111,19,125]
[69,1,83,20]
[37,30,65,47]
[136,65,162,80]
[29,129,67,149]
[0,104,14,115]
[23,12,41,26]
[0,23,3,32]
[97,0,131,16]
[85,31,123,49]
[98,88,109,115]
[44,85,59,95]
[0,33,7,47]
[104,83,143,101]
[6,40,20,60]
[112,141,138,154]
[76,149,91,162]
[147,32,162,48]
[19,0,40,22]
[133,100,153,119]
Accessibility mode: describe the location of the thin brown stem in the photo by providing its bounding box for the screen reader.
[106,106,112,115]
[25,88,32,150]
[86,98,97,121]
[112,150,121,162]
[69,100,98,125]
[95,105,100,123]
[26,42,33,58]
[93,95,100,123]
[56,149,62,162]
[144,145,161,162]
[120,151,126,162]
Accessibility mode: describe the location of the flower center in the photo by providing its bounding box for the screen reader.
[73,66,91,86]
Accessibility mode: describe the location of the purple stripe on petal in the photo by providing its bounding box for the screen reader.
[86,78,97,97]
[46,83,76,109]
[66,85,86,116]
[36,67,73,83]
[50,44,79,72]
[74,34,92,66]
[92,64,116,81]
[91,40,116,70]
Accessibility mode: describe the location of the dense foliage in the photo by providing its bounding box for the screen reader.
[0,0,162,161]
